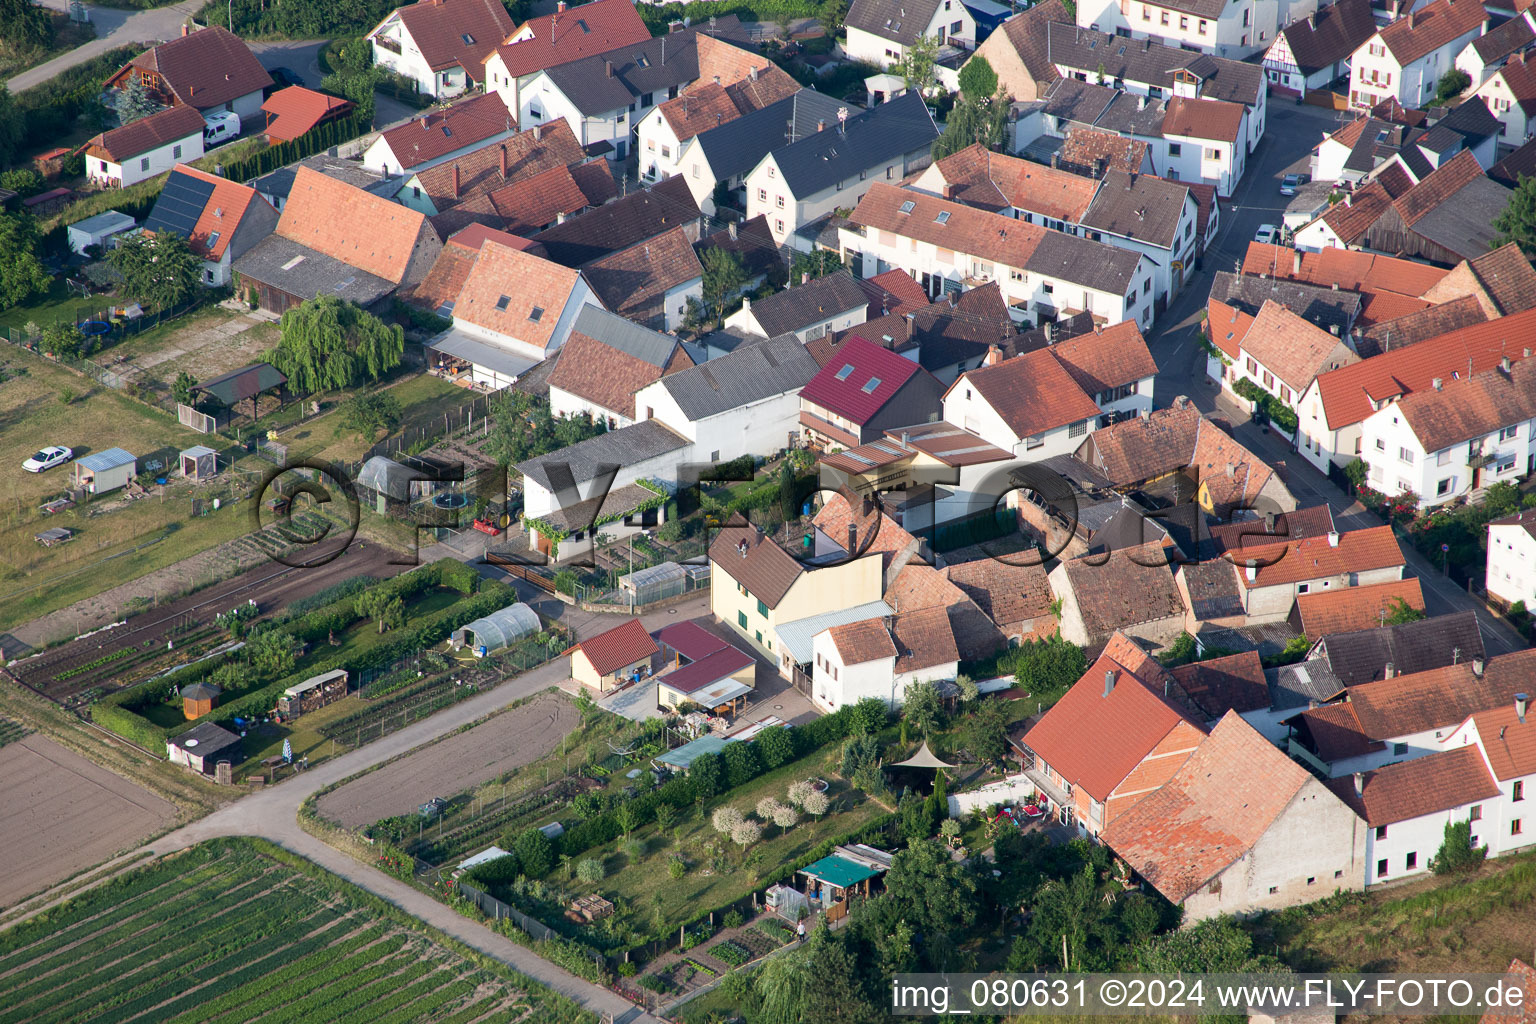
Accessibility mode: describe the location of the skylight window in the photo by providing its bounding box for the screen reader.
[495,295,511,311]
[530,306,545,322]
[442,126,452,137]
[461,32,475,44]
[206,231,220,249]
[577,18,590,32]
[935,211,950,224]
[861,377,881,393]
[636,54,650,68]
[899,200,915,214]
[835,364,855,380]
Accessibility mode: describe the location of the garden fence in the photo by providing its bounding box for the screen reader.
[362,392,498,464]
[455,882,556,942]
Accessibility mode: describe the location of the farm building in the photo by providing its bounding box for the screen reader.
[167,720,244,775]
[66,210,136,254]
[569,618,658,692]
[180,682,221,720]
[180,445,218,481]
[653,621,756,718]
[454,603,541,654]
[195,363,287,420]
[73,448,136,495]
[276,668,349,719]
[618,561,689,607]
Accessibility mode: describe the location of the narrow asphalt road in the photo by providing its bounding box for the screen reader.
[6,0,202,93]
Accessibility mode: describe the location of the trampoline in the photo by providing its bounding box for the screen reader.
[79,321,111,336]
[432,492,469,509]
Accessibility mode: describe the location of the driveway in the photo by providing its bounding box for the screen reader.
[248,39,328,89]
[6,0,202,93]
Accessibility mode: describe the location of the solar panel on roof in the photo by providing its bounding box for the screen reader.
[143,170,217,241]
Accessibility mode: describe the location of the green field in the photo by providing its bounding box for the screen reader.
[0,838,590,1024]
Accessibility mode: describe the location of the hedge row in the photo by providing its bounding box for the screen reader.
[214,109,374,183]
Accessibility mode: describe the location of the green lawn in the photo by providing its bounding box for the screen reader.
[284,373,466,464]
[565,755,887,941]
[0,279,111,335]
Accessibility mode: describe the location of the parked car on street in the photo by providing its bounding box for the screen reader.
[1254,224,1280,244]
[1280,173,1310,196]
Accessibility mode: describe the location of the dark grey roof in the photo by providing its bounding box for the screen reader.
[1433,96,1503,147]
[1397,144,1435,180]
[692,89,846,183]
[170,720,242,754]
[1089,500,1170,552]
[744,270,868,336]
[1471,11,1534,63]
[1208,270,1361,336]
[1316,610,1485,687]
[570,305,677,367]
[1489,135,1536,187]
[1266,659,1345,711]
[1408,176,1512,260]
[247,153,398,202]
[516,419,690,490]
[1043,77,1119,128]
[531,176,700,267]
[660,333,819,420]
[1046,23,1264,107]
[541,19,747,116]
[1024,229,1145,296]
[1026,453,1117,494]
[1181,557,1246,622]
[231,235,395,307]
[1276,0,1378,76]
[768,91,937,199]
[844,0,944,46]
[1092,90,1168,139]
[1414,122,1462,157]
[1080,169,1191,248]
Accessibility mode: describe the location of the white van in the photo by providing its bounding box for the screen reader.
[203,111,241,148]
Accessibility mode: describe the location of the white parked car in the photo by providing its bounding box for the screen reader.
[1254,224,1280,244]
[23,445,74,473]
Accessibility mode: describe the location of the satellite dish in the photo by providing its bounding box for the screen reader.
[184,738,199,747]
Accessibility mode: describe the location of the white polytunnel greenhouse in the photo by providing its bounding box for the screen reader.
[453,602,541,652]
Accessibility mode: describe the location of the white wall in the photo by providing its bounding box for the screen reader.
[636,380,806,463]
[1486,523,1536,608]
[549,385,634,430]
[1075,0,1297,59]
[810,628,895,712]
[1360,404,1535,507]
[87,132,203,187]
[370,14,471,98]
[1476,67,1536,146]
[724,295,866,343]
[1362,801,1479,884]
[747,151,918,248]
[1352,26,1484,111]
[639,107,687,182]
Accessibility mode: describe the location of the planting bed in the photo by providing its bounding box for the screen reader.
[0,838,582,1024]
[0,733,176,908]
[6,542,406,703]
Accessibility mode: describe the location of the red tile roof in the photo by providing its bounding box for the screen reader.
[488,163,595,233]
[486,0,651,79]
[276,166,431,285]
[576,618,659,674]
[110,26,272,110]
[892,606,960,673]
[800,335,927,426]
[656,59,797,142]
[656,620,735,661]
[1237,300,1356,394]
[385,0,514,77]
[378,92,515,170]
[1378,0,1488,66]
[1394,356,1536,454]
[581,226,704,325]
[416,119,587,236]
[859,269,930,314]
[1101,712,1333,904]
[1049,319,1157,396]
[1161,94,1246,144]
[1313,305,1536,430]
[1327,745,1499,826]
[848,182,1047,273]
[261,87,355,143]
[658,645,755,693]
[1480,959,1536,1024]
[1392,149,1484,227]
[1470,701,1536,780]
[1242,242,1450,300]
[1168,650,1269,717]
[1205,298,1254,359]
[453,240,582,349]
[827,618,898,665]
[158,165,267,261]
[1023,644,1202,803]
[957,347,1102,439]
[83,105,205,163]
[931,144,1100,222]
[1295,578,1426,638]
[1293,701,1385,761]
[1236,524,1404,588]
[546,317,689,419]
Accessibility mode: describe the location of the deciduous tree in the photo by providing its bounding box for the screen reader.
[339,390,402,440]
[1493,174,1536,259]
[172,371,198,407]
[0,214,50,312]
[902,680,943,735]
[273,294,405,395]
[957,55,998,101]
[106,231,202,311]
[700,245,747,325]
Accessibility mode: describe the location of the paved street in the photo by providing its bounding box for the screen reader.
[1138,96,1527,658]
[6,0,202,92]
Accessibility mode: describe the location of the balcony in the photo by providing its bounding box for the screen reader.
[374,35,403,56]
[798,409,861,450]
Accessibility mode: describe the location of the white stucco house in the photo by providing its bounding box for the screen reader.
[1349,0,1489,110]
[843,0,976,68]
[810,611,959,713]
[1072,0,1311,59]
[1486,509,1536,610]
[1474,50,1536,145]
[81,106,205,188]
[366,0,514,99]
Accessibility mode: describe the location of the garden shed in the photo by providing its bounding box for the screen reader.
[653,734,732,772]
[167,720,244,775]
[797,844,893,915]
[276,668,349,719]
[453,603,540,654]
[74,447,136,495]
[618,561,688,607]
[180,681,221,720]
[179,445,218,481]
[66,210,136,254]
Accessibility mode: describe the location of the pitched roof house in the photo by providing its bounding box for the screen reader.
[1291,577,1427,638]
[637,58,798,184]
[581,226,704,332]
[231,166,442,313]
[1101,711,1366,920]
[798,335,946,448]
[1229,524,1406,623]
[143,165,279,287]
[483,0,652,115]
[362,91,519,176]
[1350,0,1489,111]
[404,222,538,315]
[1056,126,1155,178]
[531,175,702,268]
[1420,242,1536,318]
[725,270,869,344]
[1311,608,1488,687]
[1264,0,1379,97]
[547,305,693,427]
[1048,542,1187,648]
[105,26,272,121]
[1224,299,1358,414]
[964,0,1073,102]
[366,0,515,98]
[260,86,356,143]
[843,0,977,68]
[1019,635,1206,835]
[81,105,206,188]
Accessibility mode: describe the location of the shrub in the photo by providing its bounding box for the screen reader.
[756,724,794,767]
[1431,820,1487,875]
[722,909,744,929]
[617,960,638,977]
[667,855,687,879]
[622,837,646,861]
[576,858,605,883]
[515,827,556,878]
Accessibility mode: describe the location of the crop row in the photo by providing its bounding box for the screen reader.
[50,646,133,682]
[432,996,509,1024]
[344,973,476,1024]
[189,928,407,1024]
[288,958,442,1024]
[254,940,428,1024]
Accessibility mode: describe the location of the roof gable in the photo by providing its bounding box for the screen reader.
[844,0,944,46]
[1238,300,1356,393]
[453,240,582,348]
[961,347,1101,439]
[84,105,205,163]
[386,0,514,77]
[577,618,660,674]
[1378,0,1487,66]
[144,164,268,260]
[1326,745,1500,825]
[488,0,651,78]
[115,26,272,109]
[768,91,938,198]
[377,91,515,170]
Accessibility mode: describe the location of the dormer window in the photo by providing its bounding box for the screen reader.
[835,364,855,380]
[206,231,220,249]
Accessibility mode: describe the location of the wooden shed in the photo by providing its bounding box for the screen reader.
[180,444,218,481]
[167,720,244,775]
[276,668,348,719]
[181,681,221,720]
[73,447,136,495]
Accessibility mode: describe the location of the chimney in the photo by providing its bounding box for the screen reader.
[861,495,874,516]
[452,164,460,200]
[1433,377,1443,390]
[817,119,826,132]
[1353,771,1365,797]
[1293,250,1303,274]
[1265,511,1277,533]
[1225,462,1235,477]
[847,522,857,552]
[1502,356,1513,373]
[1330,324,1340,336]
[1137,95,1146,110]
[1384,661,1396,679]
[499,144,508,178]
[1044,322,1055,343]
[943,182,958,200]
[181,23,190,35]
[1519,693,1530,723]
[606,60,614,77]
[1409,9,1419,28]
[750,66,759,82]
[801,273,810,285]
[1103,669,1116,697]
[1473,657,1485,677]
[1245,562,1257,582]
[984,344,1002,366]
[728,221,737,240]
[557,0,565,9]
[1327,530,1340,547]
[1051,152,1060,169]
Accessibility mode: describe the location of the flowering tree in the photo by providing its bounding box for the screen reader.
[787,780,813,808]
[772,803,800,833]
[730,818,763,851]
[802,789,830,819]
[712,805,745,835]
[757,796,783,820]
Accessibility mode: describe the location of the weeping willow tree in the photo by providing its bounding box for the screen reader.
[273,294,404,395]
